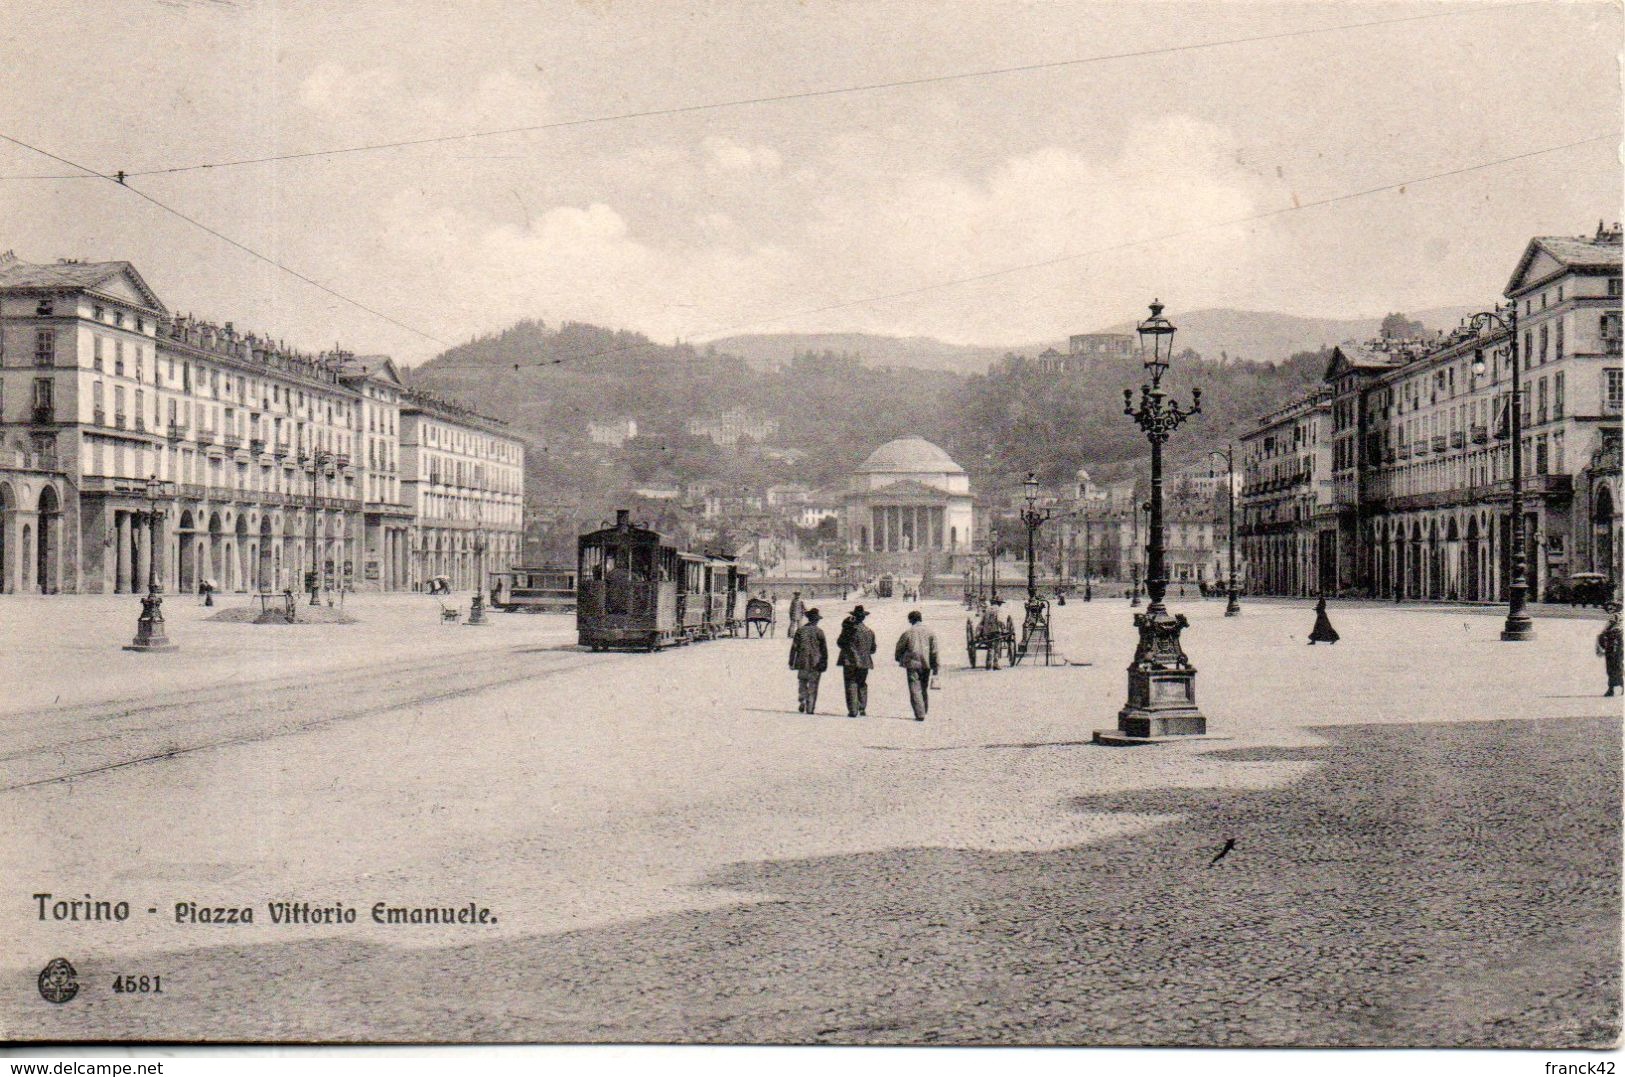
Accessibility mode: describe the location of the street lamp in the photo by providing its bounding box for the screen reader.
[1099,300,1206,741]
[307,448,335,606]
[467,505,490,625]
[1467,304,1534,641]
[125,474,178,652]
[1208,444,1241,616]
[1019,472,1056,663]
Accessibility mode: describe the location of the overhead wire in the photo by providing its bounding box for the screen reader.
[0,131,451,347]
[421,131,1614,373]
[0,0,1540,180]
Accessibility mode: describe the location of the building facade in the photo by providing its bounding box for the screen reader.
[399,391,524,592]
[1238,224,1623,601]
[0,252,524,595]
[839,436,975,575]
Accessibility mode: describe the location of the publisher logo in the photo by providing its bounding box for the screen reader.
[38,957,78,1004]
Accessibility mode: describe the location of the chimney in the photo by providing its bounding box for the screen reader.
[616,509,630,529]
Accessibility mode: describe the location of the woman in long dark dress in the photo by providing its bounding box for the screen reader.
[1308,595,1339,644]
[1597,605,1622,697]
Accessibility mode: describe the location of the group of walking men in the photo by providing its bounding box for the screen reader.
[788,605,940,720]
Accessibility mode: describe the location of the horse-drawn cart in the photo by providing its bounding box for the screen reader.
[966,610,1017,669]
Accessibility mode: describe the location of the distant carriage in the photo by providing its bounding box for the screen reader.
[876,573,895,599]
[744,596,776,637]
[576,510,748,651]
[489,566,578,613]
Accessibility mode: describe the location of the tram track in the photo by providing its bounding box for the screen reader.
[0,643,636,793]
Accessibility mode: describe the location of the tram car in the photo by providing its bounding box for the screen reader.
[876,573,896,598]
[576,510,748,650]
[488,566,578,613]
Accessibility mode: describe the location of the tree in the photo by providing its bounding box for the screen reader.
[1380,312,1425,340]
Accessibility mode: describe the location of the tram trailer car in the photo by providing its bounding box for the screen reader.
[489,566,578,613]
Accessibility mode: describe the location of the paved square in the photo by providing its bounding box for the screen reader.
[1,593,1617,1044]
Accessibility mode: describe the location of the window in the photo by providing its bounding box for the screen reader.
[1556,318,1565,360]
[114,311,123,328]
[1539,325,1548,364]
[1554,372,1565,418]
[32,377,53,414]
[1537,378,1548,423]
[1610,278,1622,298]
[1606,368,1623,414]
[34,329,54,366]
[92,304,104,321]
[1534,435,1549,475]
[92,335,104,371]
[114,340,124,376]
[1554,430,1565,473]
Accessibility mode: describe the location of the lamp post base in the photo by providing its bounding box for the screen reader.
[1103,606,1205,741]
[1224,592,1241,617]
[1500,618,1535,641]
[124,593,178,653]
[466,595,490,626]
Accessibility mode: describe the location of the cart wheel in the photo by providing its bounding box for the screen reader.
[965,619,977,669]
[1006,634,1019,667]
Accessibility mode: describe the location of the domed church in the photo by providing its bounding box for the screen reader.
[839,436,975,564]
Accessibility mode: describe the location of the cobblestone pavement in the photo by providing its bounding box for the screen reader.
[1,595,1618,1045]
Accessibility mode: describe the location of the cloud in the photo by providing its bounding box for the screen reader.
[362,114,1265,353]
[702,136,782,176]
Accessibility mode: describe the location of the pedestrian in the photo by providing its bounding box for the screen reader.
[1308,594,1339,644]
[1597,603,1623,697]
[836,605,876,717]
[894,610,940,721]
[788,607,828,714]
[788,590,806,634]
[979,596,1007,669]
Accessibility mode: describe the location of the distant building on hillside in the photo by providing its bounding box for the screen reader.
[588,417,637,447]
[686,409,779,448]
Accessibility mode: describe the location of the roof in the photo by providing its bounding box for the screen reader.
[1324,340,1415,380]
[1506,228,1623,294]
[855,436,964,475]
[0,257,166,312]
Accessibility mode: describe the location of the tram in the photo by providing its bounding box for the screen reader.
[576,510,748,651]
[488,566,578,613]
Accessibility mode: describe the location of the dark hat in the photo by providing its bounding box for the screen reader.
[850,605,868,618]
[989,596,1003,605]
[804,608,821,620]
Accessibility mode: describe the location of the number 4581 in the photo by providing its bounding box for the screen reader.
[111,975,161,994]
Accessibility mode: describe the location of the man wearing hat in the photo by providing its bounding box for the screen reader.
[979,596,1007,670]
[788,606,829,714]
[836,605,877,717]
[1597,601,1623,697]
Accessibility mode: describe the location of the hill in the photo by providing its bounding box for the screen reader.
[710,306,1481,376]
[704,332,1014,374]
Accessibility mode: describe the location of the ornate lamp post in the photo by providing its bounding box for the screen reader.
[125,475,178,652]
[1208,444,1241,616]
[306,448,335,606]
[1467,304,1534,641]
[1099,300,1206,741]
[1019,472,1056,663]
[467,505,490,625]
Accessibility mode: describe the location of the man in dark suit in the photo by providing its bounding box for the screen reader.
[836,605,877,717]
[788,608,828,714]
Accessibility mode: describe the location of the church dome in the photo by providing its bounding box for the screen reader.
[856,436,964,475]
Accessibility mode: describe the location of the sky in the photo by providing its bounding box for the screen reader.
[0,0,1618,365]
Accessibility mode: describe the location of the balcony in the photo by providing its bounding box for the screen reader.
[1449,431,1464,449]
[250,438,266,455]
[1471,425,1489,444]
[222,433,242,450]
[1431,435,1447,452]
[134,416,146,432]
[195,429,215,446]
[93,408,106,427]
[113,412,127,430]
